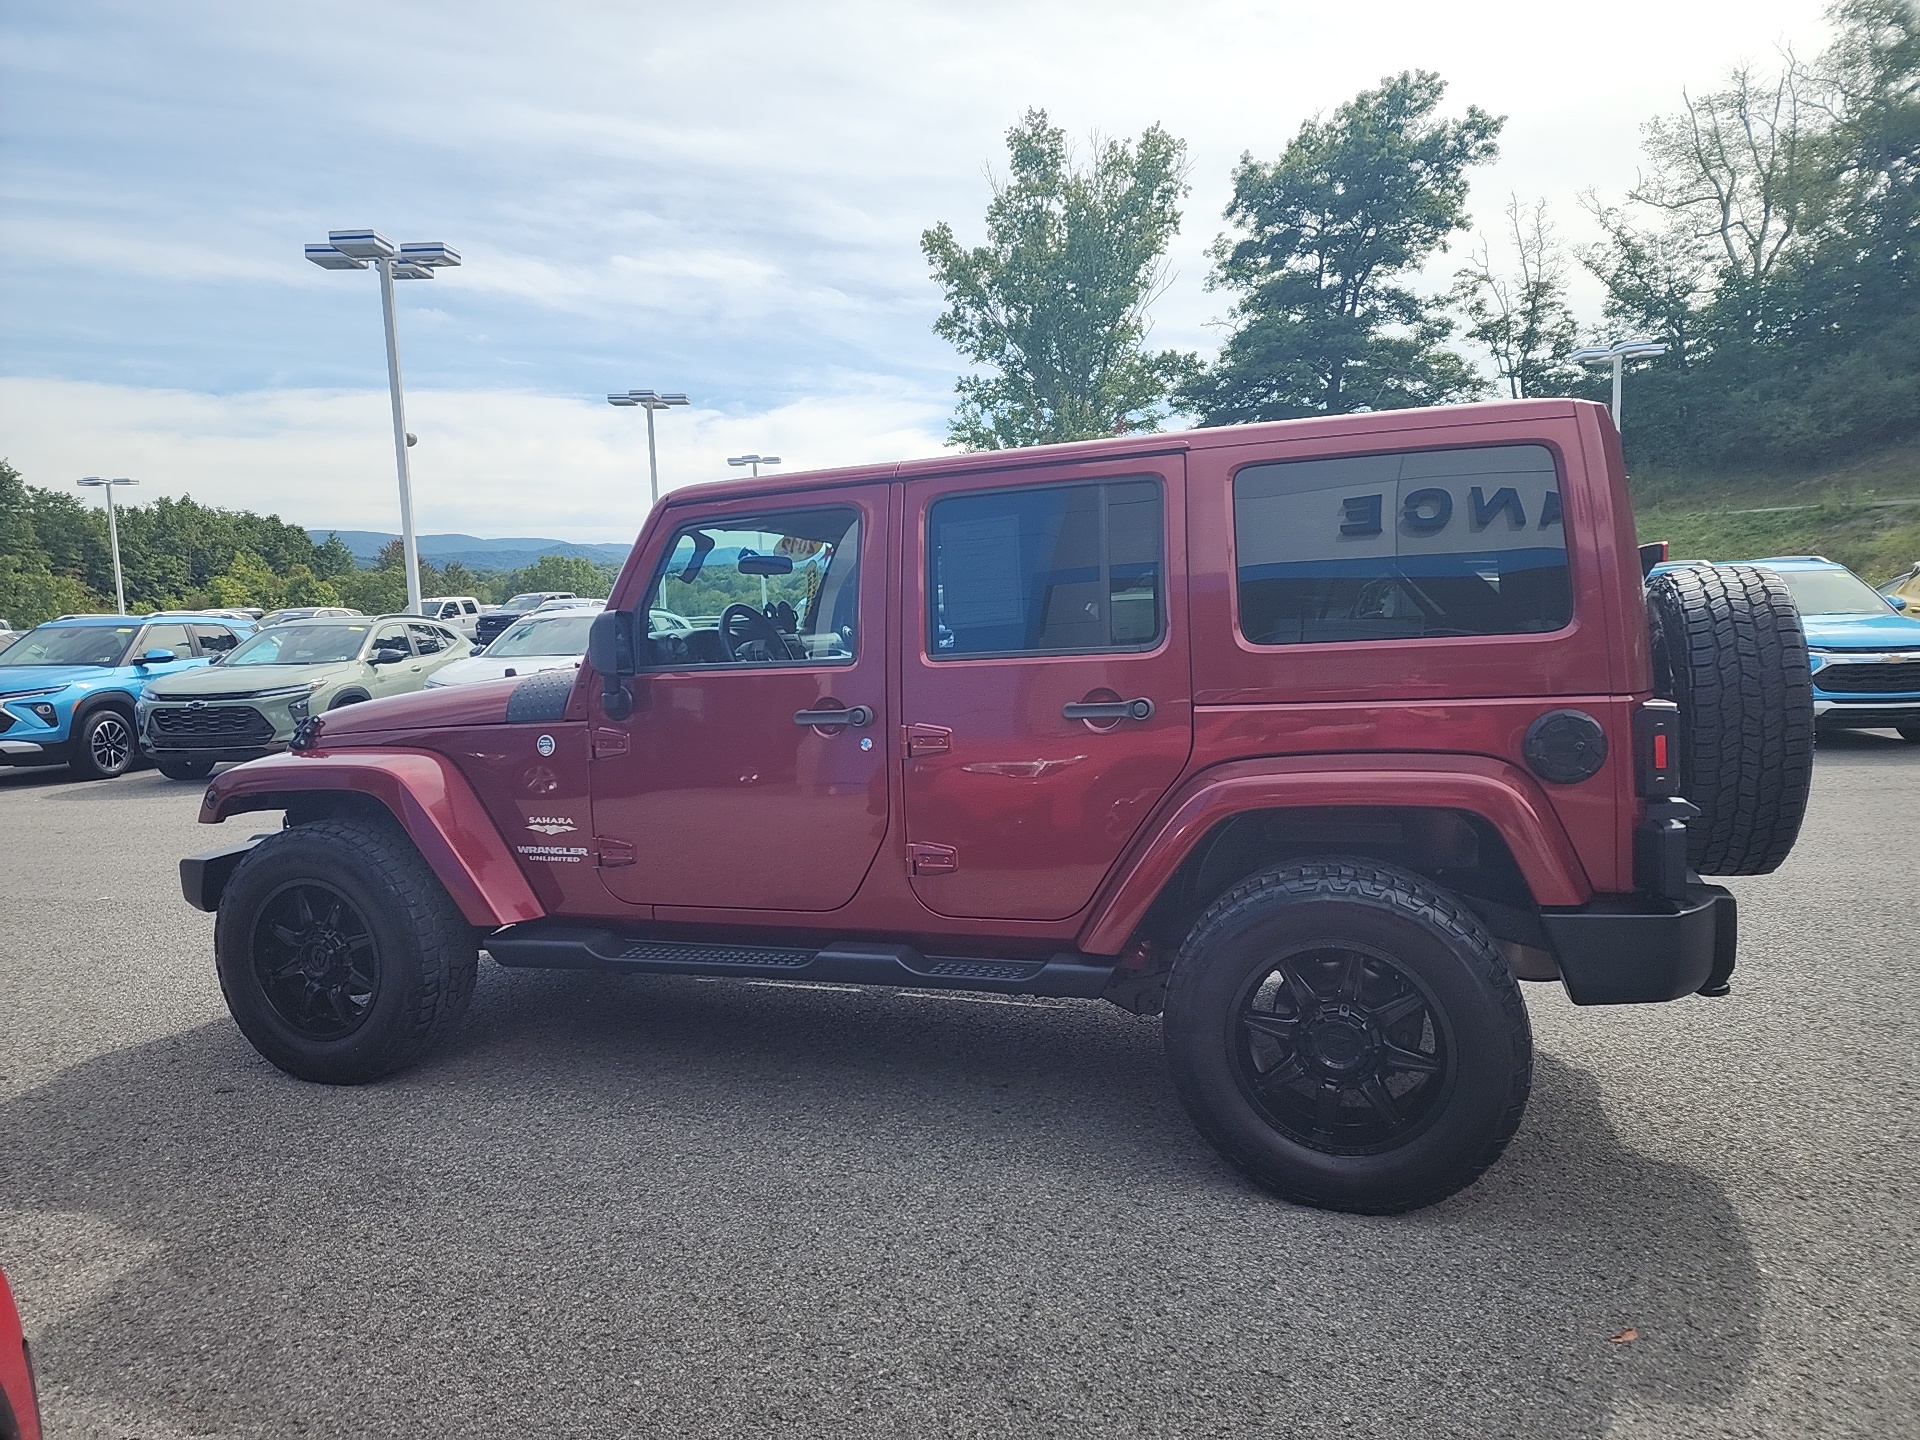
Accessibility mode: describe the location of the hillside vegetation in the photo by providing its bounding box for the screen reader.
[1632,438,1920,582]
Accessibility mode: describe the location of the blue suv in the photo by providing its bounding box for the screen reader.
[1656,556,1920,743]
[0,613,257,780]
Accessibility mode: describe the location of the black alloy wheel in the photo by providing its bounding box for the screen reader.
[73,709,135,779]
[1233,942,1451,1155]
[251,882,382,1040]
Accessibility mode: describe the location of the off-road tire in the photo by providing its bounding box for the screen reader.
[155,755,215,781]
[215,816,478,1084]
[1646,563,1813,874]
[70,707,136,780]
[1162,858,1532,1215]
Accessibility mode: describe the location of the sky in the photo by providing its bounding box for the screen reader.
[0,0,1840,542]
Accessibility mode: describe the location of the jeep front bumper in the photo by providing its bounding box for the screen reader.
[1540,884,1736,1005]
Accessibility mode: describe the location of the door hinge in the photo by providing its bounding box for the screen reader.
[908,842,958,876]
[597,838,635,868]
[904,723,952,757]
[592,727,629,759]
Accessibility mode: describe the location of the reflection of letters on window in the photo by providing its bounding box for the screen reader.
[937,515,1025,629]
[1233,444,1571,646]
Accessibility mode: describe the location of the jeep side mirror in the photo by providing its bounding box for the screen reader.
[588,609,636,720]
[140,649,177,664]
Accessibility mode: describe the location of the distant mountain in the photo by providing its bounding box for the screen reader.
[311,530,632,572]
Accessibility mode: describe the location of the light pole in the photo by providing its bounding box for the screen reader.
[77,477,138,614]
[305,229,461,614]
[606,389,691,507]
[727,454,782,479]
[1569,339,1668,432]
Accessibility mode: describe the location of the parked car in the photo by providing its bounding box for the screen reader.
[1878,561,1920,612]
[416,596,484,639]
[0,623,22,657]
[0,1267,41,1440]
[183,398,1813,1215]
[0,612,257,779]
[260,606,363,627]
[427,604,603,688]
[1763,556,1920,741]
[138,615,468,779]
[474,591,578,646]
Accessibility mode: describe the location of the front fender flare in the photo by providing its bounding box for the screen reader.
[198,748,543,928]
[1078,754,1593,955]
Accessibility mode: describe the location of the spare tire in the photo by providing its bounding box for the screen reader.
[1645,563,1814,874]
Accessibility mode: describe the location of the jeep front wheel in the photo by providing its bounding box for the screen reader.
[214,817,478,1084]
[1162,858,1532,1215]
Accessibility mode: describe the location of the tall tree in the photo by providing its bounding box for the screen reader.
[922,110,1196,450]
[1180,71,1502,423]
[1452,196,1580,398]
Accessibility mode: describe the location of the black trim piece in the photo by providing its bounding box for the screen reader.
[484,924,1117,999]
[180,838,262,912]
[505,669,575,723]
[1539,884,1734,1005]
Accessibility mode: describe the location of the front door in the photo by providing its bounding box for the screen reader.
[591,488,890,911]
[901,459,1192,921]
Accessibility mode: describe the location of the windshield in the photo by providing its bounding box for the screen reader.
[2,624,136,667]
[503,593,561,610]
[485,613,597,658]
[1772,567,1893,616]
[225,623,372,666]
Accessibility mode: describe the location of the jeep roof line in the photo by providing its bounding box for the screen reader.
[181,398,1815,1214]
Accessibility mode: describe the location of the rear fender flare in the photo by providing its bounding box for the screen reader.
[199,749,543,928]
[1078,755,1593,955]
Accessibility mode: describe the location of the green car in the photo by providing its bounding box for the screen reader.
[137,615,469,779]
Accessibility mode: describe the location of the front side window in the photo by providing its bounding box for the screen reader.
[927,478,1164,658]
[1234,444,1572,646]
[640,507,860,668]
[136,623,196,659]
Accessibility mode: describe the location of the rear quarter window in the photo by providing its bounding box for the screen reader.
[1233,443,1572,646]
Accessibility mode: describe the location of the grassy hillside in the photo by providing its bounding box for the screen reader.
[1630,439,1920,585]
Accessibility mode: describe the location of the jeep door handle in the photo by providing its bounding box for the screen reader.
[1062,698,1155,722]
[794,704,873,728]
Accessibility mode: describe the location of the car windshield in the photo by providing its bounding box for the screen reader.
[225,623,372,665]
[2,624,137,667]
[484,613,597,658]
[1771,567,1893,616]
[503,593,559,610]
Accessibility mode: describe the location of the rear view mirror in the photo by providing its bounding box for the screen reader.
[588,609,636,720]
[737,550,794,577]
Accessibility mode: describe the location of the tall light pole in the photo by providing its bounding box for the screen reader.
[305,229,461,614]
[77,477,138,614]
[727,454,782,479]
[1569,339,1669,432]
[606,389,690,507]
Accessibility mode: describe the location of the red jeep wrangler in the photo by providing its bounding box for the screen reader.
[182,399,1813,1213]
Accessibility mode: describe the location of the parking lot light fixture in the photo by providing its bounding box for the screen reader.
[305,227,462,615]
[727,454,782,479]
[1569,339,1669,431]
[77,476,138,615]
[607,389,691,509]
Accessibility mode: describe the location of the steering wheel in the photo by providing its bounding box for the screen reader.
[718,603,785,661]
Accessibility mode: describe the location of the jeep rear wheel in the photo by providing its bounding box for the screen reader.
[215,816,478,1084]
[1162,859,1532,1215]
[1646,563,1814,874]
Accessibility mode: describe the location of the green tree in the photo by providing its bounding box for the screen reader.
[1181,71,1502,423]
[505,554,614,598]
[311,533,358,580]
[0,555,106,627]
[204,550,285,610]
[922,109,1197,449]
[1451,196,1580,398]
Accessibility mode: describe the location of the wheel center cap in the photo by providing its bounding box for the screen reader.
[1307,1017,1369,1070]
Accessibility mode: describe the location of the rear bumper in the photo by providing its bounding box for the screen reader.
[1540,884,1736,1005]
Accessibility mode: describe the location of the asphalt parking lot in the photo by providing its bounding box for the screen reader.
[2,737,1916,1440]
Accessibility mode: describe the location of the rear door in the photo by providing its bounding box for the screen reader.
[901,457,1192,920]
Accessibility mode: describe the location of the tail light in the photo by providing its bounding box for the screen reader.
[1634,700,1680,797]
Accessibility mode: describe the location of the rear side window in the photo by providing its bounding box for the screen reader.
[1233,444,1571,646]
[928,478,1163,658]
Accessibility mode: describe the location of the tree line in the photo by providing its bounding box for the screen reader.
[923,0,1920,477]
[0,459,615,628]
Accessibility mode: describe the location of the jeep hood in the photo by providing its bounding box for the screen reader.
[1801,609,1920,650]
[310,675,533,741]
[147,661,363,699]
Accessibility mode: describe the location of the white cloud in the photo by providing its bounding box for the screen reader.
[0,376,950,541]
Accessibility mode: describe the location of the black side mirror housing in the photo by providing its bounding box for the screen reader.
[372,646,408,665]
[588,609,636,720]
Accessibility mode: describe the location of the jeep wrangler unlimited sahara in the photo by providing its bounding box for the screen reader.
[181,399,1813,1214]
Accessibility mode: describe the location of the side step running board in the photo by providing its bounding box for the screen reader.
[484,924,1116,1000]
